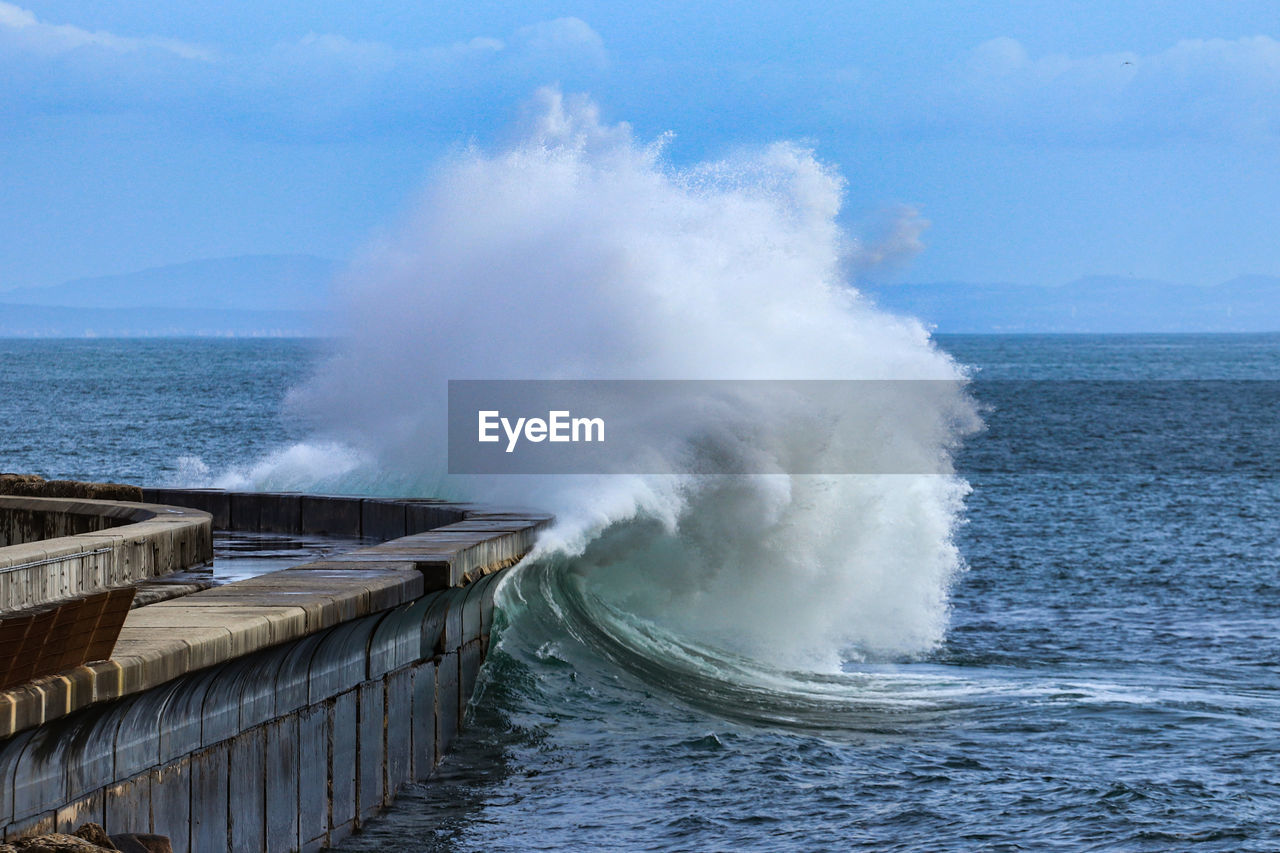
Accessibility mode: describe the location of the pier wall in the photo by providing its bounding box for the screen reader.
[0,497,212,612]
[0,490,550,852]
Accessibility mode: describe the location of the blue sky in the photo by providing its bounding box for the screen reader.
[2,1,1279,290]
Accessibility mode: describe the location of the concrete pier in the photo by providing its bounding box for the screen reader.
[0,496,212,612]
[0,489,551,852]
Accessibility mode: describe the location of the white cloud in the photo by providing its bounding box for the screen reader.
[512,17,608,67]
[241,18,607,135]
[0,1,212,60]
[267,18,607,71]
[275,30,506,70]
[0,5,609,137]
[936,35,1280,141]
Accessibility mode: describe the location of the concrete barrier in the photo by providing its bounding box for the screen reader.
[137,489,470,538]
[0,496,213,613]
[0,490,551,851]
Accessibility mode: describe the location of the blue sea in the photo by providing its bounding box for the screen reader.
[3,334,1279,851]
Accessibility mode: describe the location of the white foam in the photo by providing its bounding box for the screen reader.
[215,88,979,669]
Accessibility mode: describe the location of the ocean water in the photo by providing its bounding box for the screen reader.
[3,335,1279,851]
[0,338,321,484]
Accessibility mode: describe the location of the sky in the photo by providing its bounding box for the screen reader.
[2,1,1279,291]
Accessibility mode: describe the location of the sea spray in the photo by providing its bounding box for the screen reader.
[208,88,979,671]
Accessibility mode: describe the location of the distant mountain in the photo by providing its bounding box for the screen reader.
[0,305,328,337]
[0,255,338,336]
[863,275,1280,333]
[6,259,1279,336]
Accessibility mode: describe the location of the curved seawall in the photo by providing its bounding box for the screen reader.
[0,495,212,612]
[0,489,550,852]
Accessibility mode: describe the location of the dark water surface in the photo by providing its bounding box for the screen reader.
[0,338,322,484]
[342,335,1280,853]
[3,335,1278,851]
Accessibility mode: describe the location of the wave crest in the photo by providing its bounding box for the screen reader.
[213,88,978,672]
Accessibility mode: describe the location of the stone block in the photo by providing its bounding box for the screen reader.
[3,809,54,840]
[385,670,412,802]
[22,678,70,732]
[163,588,349,637]
[403,502,464,534]
[459,640,485,726]
[370,600,433,677]
[420,589,461,659]
[199,662,249,748]
[460,578,487,645]
[157,670,216,766]
[274,635,324,718]
[435,652,459,760]
[229,492,302,533]
[360,500,406,542]
[108,642,194,696]
[0,694,16,745]
[149,758,190,852]
[441,589,463,654]
[140,600,308,649]
[307,620,374,704]
[329,692,357,834]
[300,496,363,537]
[358,523,538,588]
[327,820,356,853]
[365,609,401,681]
[54,788,103,834]
[391,595,436,669]
[355,683,384,824]
[417,591,448,659]
[297,704,328,852]
[113,689,170,782]
[264,716,299,853]
[235,649,287,732]
[2,683,51,740]
[84,660,124,705]
[65,708,119,805]
[9,723,68,823]
[227,728,265,853]
[234,566,425,624]
[189,744,229,853]
[140,489,230,529]
[104,772,151,838]
[410,662,437,781]
[118,608,265,667]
